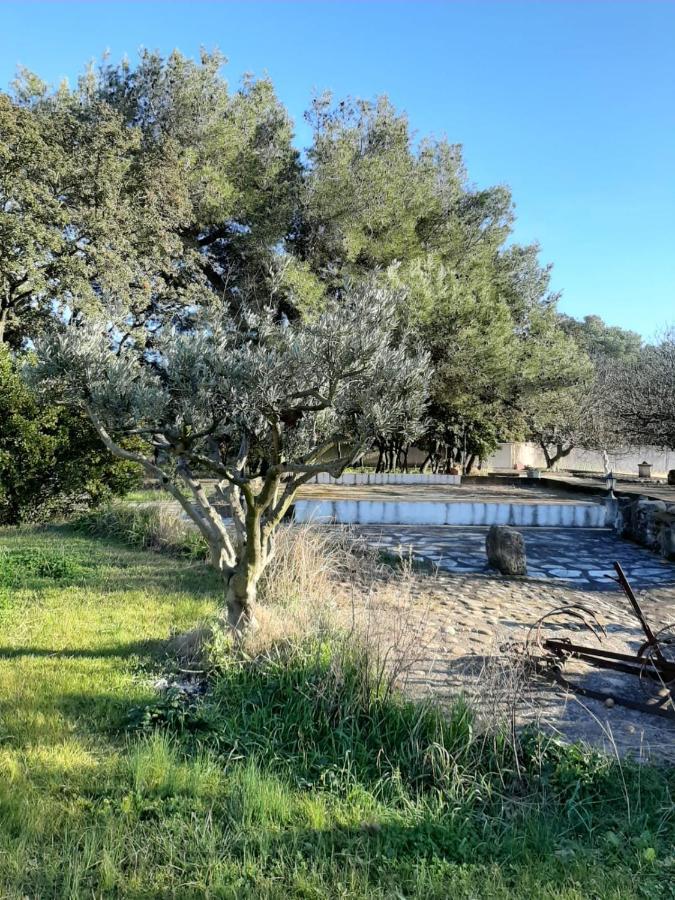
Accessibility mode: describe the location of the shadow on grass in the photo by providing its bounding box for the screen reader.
[0,638,172,660]
[0,691,158,748]
[1,524,221,597]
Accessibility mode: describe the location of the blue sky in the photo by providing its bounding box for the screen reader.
[1,1,673,337]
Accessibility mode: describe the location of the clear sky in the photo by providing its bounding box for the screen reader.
[1,1,673,337]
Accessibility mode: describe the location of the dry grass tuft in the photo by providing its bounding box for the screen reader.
[247,525,441,695]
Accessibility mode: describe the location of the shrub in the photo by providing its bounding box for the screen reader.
[0,347,141,524]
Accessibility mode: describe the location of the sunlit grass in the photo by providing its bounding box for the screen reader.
[0,525,672,898]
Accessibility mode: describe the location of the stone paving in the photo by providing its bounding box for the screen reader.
[545,472,675,505]
[353,525,675,591]
[336,559,675,761]
[298,481,599,504]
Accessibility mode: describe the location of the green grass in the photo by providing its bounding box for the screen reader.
[0,525,673,898]
[122,488,168,503]
[74,502,209,560]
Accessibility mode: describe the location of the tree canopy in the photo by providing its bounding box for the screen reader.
[2,48,652,490]
[605,329,675,451]
[32,284,428,630]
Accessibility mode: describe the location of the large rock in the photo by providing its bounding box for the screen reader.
[615,496,675,560]
[655,511,675,560]
[633,498,667,550]
[667,469,675,486]
[486,525,527,576]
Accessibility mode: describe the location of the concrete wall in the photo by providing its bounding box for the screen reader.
[562,446,673,478]
[484,442,674,478]
[310,472,461,486]
[294,498,609,527]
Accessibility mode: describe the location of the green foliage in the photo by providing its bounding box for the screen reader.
[526,315,644,466]
[387,254,590,469]
[0,82,190,348]
[559,314,643,362]
[0,545,83,587]
[1,50,301,352]
[2,50,625,476]
[126,687,214,734]
[0,347,140,524]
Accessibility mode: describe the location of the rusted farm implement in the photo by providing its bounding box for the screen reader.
[529,562,675,720]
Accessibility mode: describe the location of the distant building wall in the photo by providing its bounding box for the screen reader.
[484,442,674,477]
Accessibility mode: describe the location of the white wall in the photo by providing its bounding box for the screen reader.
[310,472,461,486]
[484,442,674,478]
[294,498,609,527]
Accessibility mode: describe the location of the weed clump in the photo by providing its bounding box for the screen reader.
[0,545,84,587]
[74,503,208,560]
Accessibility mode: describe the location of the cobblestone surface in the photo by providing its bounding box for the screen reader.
[353,525,675,591]
[337,529,675,762]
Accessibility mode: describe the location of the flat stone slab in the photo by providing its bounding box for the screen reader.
[351,526,675,591]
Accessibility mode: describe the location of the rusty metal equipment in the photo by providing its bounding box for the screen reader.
[530,562,675,720]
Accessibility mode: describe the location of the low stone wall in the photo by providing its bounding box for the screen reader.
[310,472,461,486]
[294,499,609,527]
[615,497,675,560]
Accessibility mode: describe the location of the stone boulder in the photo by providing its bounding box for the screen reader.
[632,498,667,550]
[486,525,527,576]
[655,510,675,560]
[614,496,675,560]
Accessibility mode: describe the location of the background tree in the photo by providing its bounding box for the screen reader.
[0,71,189,349]
[4,49,639,505]
[527,315,643,469]
[96,49,303,318]
[558,314,643,362]
[297,95,586,471]
[2,51,302,521]
[2,51,301,349]
[0,346,138,524]
[32,285,428,632]
[605,329,675,450]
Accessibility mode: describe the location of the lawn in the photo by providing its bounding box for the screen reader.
[0,525,673,899]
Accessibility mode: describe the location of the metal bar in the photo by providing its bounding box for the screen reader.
[546,649,672,682]
[565,654,670,682]
[544,639,675,676]
[613,561,665,662]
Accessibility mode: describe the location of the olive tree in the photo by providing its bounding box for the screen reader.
[32,284,428,633]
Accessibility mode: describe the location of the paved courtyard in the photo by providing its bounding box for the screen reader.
[353,525,675,591]
[298,481,600,504]
[335,532,675,761]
